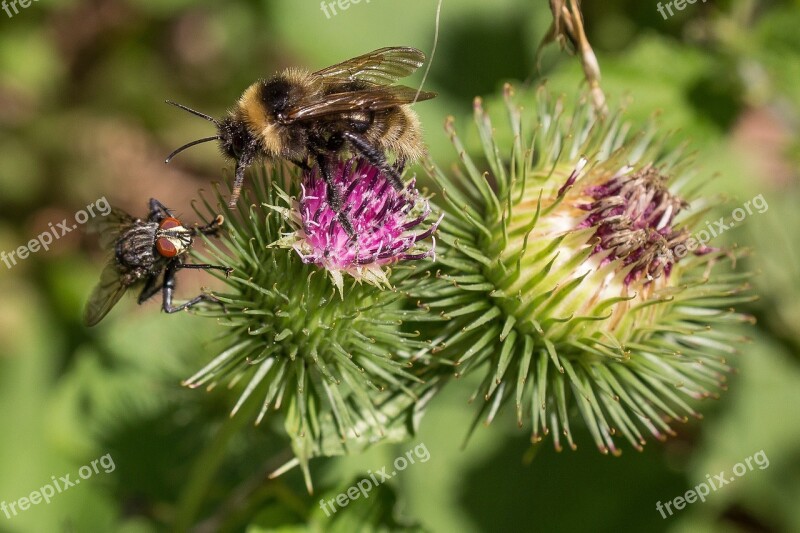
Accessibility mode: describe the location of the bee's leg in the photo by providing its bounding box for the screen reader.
[315,153,356,238]
[148,198,175,222]
[393,157,407,176]
[342,131,404,191]
[137,274,164,304]
[290,159,312,172]
[228,154,254,208]
[160,263,227,314]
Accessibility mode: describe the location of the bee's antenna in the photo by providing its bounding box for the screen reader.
[165,100,220,126]
[165,136,220,164]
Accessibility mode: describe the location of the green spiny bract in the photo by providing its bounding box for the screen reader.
[410,85,754,454]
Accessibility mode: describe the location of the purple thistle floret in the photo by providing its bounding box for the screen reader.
[284,158,441,289]
[576,165,693,284]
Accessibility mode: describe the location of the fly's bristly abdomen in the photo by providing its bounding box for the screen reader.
[115,223,158,269]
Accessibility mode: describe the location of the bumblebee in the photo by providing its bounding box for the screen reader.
[84,198,232,326]
[165,46,436,234]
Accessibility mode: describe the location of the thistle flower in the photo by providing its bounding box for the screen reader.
[272,159,440,294]
[411,85,754,454]
[576,165,694,284]
[186,166,438,483]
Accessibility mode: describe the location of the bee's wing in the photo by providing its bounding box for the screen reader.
[285,85,437,122]
[86,207,137,249]
[83,261,130,326]
[313,47,427,86]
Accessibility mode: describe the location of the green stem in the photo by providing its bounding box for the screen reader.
[173,387,265,532]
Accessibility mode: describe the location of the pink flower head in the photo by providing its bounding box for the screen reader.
[275,159,441,292]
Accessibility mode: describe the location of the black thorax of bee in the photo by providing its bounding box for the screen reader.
[218,76,383,163]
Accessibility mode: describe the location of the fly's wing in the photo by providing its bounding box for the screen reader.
[86,207,138,249]
[285,85,437,123]
[83,261,129,326]
[313,47,427,86]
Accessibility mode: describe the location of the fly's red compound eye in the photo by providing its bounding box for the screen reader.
[156,217,183,257]
[156,238,178,257]
[159,216,182,230]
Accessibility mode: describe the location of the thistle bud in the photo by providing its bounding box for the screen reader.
[411,86,753,454]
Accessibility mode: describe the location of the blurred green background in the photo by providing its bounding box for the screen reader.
[1,0,799,531]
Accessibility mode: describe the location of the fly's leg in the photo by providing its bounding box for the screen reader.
[148,198,176,222]
[160,263,231,313]
[137,274,164,304]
